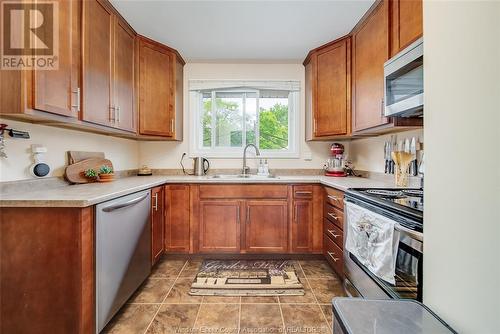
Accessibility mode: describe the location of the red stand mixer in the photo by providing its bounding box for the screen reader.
[324,143,347,177]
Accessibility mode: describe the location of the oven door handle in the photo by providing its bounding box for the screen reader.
[395,223,423,242]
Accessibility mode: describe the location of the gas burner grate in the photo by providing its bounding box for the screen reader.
[365,189,404,197]
[402,189,423,197]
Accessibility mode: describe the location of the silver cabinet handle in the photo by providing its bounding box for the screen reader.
[295,191,312,195]
[327,229,340,238]
[153,193,158,211]
[116,106,120,123]
[109,106,116,122]
[327,251,339,262]
[327,195,340,202]
[170,119,174,133]
[71,88,80,111]
[102,193,149,212]
[381,98,385,117]
[327,212,339,220]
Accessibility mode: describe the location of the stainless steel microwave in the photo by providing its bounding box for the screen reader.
[384,37,423,117]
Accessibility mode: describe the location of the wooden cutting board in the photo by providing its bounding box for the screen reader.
[65,158,114,184]
[67,151,105,164]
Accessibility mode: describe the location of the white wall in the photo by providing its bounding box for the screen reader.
[423,1,500,333]
[349,129,423,173]
[0,119,139,182]
[139,63,334,171]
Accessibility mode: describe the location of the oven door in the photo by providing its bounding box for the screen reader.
[344,200,423,301]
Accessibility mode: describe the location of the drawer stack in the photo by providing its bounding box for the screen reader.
[323,187,345,278]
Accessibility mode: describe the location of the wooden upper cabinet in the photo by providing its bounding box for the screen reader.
[305,37,351,140]
[244,200,288,253]
[352,0,390,132]
[32,0,80,118]
[83,0,136,132]
[138,36,184,139]
[82,0,113,127]
[151,186,165,266]
[165,185,191,253]
[199,201,241,253]
[391,0,423,55]
[112,17,136,132]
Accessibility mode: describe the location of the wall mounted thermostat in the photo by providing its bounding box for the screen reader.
[30,145,50,178]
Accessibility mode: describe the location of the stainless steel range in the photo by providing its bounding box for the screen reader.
[343,188,423,301]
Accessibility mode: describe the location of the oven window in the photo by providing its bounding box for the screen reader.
[386,61,423,105]
[393,241,421,300]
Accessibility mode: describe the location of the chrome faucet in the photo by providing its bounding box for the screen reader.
[242,144,260,175]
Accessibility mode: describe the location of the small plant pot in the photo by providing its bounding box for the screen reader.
[81,171,98,182]
[98,173,114,182]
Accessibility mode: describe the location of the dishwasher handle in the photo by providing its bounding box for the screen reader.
[101,193,149,212]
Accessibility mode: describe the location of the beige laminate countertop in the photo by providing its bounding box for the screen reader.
[0,174,399,208]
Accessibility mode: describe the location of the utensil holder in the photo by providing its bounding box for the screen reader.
[394,163,409,187]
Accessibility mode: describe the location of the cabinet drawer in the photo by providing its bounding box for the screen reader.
[324,203,344,229]
[324,218,343,248]
[324,234,344,277]
[199,185,288,199]
[324,187,344,209]
[293,185,313,199]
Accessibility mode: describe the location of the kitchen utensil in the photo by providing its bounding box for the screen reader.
[409,137,417,176]
[392,151,413,187]
[65,158,114,184]
[390,135,397,174]
[68,151,105,164]
[193,157,210,176]
[384,142,389,173]
[404,138,410,153]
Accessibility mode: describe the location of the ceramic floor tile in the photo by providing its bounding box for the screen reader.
[128,278,175,304]
[299,260,336,278]
[164,278,203,304]
[146,303,200,334]
[178,259,203,278]
[102,304,159,334]
[278,279,317,304]
[150,259,186,278]
[288,260,306,278]
[202,295,241,304]
[241,296,279,304]
[320,304,334,329]
[240,304,284,333]
[281,304,331,334]
[194,303,239,334]
[308,278,346,304]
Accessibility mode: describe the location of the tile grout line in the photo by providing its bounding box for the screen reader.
[142,260,189,334]
[237,297,242,334]
[277,289,287,333]
[298,261,333,334]
[191,296,204,331]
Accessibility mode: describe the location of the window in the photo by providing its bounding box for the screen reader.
[190,81,299,158]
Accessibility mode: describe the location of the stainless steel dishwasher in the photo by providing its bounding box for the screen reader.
[96,190,151,333]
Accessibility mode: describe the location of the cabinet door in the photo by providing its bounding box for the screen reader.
[292,200,313,253]
[199,201,241,253]
[139,38,174,136]
[244,200,288,253]
[82,0,113,126]
[352,0,390,132]
[112,17,135,132]
[151,186,164,266]
[165,185,190,253]
[392,0,423,53]
[33,0,79,118]
[314,38,350,136]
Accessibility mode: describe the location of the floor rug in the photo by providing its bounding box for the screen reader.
[189,259,305,296]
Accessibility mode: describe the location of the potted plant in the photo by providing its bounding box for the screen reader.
[83,168,98,182]
[98,165,114,182]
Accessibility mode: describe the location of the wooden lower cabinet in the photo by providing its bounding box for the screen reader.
[151,186,165,266]
[198,200,241,253]
[292,200,313,253]
[165,185,190,253]
[244,200,288,253]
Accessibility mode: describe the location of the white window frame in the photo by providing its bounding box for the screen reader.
[190,83,300,159]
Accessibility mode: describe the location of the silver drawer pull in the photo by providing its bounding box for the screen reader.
[153,193,158,211]
[327,251,339,262]
[328,230,340,238]
[327,195,340,202]
[295,191,312,195]
[328,212,339,220]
